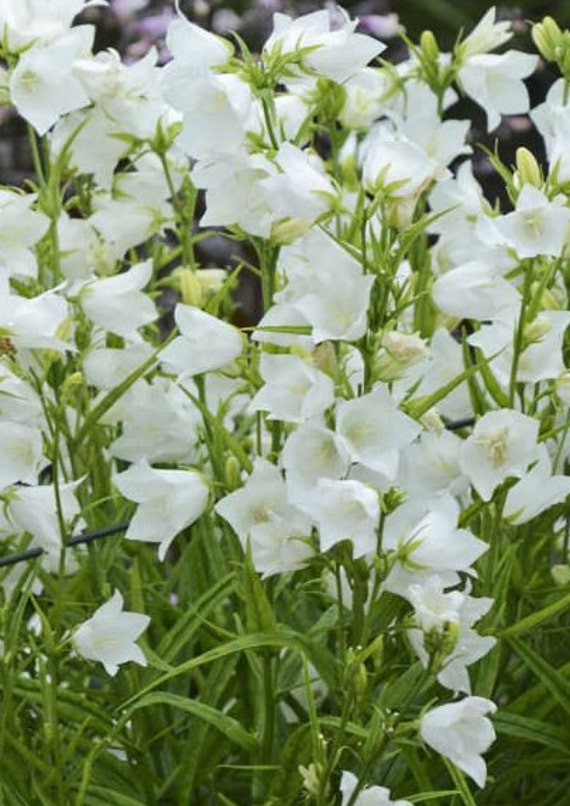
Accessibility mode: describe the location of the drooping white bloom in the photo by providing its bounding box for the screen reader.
[249,352,334,423]
[160,304,243,379]
[73,590,150,677]
[340,771,412,806]
[115,459,209,561]
[215,459,313,577]
[335,387,421,478]
[407,576,496,693]
[420,697,497,787]
[79,261,157,341]
[458,50,538,132]
[459,410,541,502]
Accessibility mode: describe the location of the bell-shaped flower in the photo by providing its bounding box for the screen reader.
[477,185,570,259]
[420,697,497,788]
[193,151,275,238]
[163,69,252,160]
[215,459,313,576]
[398,429,469,502]
[0,278,71,353]
[9,27,93,135]
[407,575,496,693]
[83,344,155,391]
[73,590,150,677]
[0,0,106,51]
[51,107,132,192]
[0,422,44,491]
[79,260,157,342]
[503,445,570,524]
[250,353,334,424]
[298,478,380,557]
[0,190,49,279]
[459,409,541,502]
[383,495,487,594]
[456,6,513,58]
[263,8,384,88]
[107,378,200,464]
[335,387,421,479]
[531,79,570,183]
[114,459,209,561]
[160,304,243,379]
[340,772,412,806]
[7,481,82,573]
[165,11,233,72]
[258,143,335,235]
[282,424,351,489]
[432,260,520,324]
[458,50,538,132]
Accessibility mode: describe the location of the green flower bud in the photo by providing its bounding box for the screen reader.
[420,30,440,63]
[532,16,563,63]
[515,146,542,188]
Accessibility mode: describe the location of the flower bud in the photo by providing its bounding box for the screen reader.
[224,456,242,490]
[523,314,551,345]
[515,147,542,187]
[420,30,440,63]
[270,217,311,245]
[552,564,570,586]
[532,16,563,63]
[175,268,203,308]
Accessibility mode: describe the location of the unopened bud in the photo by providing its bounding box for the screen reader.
[532,16,563,63]
[420,30,440,62]
[175,268,203,307]
[523,314,551,345]
[515,147,542,187]
[224,456,242,490]
[552,564,570,586]
[271,217,310,245]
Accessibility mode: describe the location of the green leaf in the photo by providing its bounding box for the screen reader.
[84,788,148,806]
[157,572,236,662]
[508,636,570,717]
[494,711,570,755]
[442,760,477,806]
[129,692,258,753]
[500,588,570,638]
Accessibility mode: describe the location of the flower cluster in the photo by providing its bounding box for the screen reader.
[0,2,569,803]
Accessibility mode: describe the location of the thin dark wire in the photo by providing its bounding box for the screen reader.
[445,417,476,432]
[0,522,130,569]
